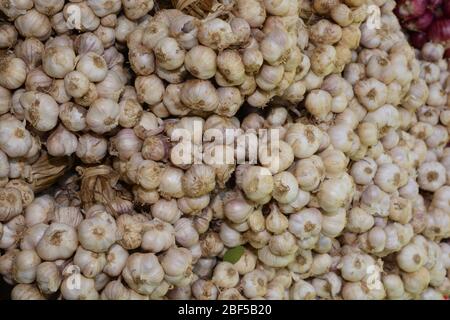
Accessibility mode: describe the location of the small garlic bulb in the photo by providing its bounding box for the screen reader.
[240,166,274,203]
[64,71,90,98]
[11,284,44,300]
[24,195,54,227]
[36,223,78,261]
[19,91,59,132]
[212,262,239,288]
[77,52,108,82]
[0,116,32,157]
[60,273,99,300]
[14,9,51,41]
[160,246,192,277]
[96,70,125,101]
[417,161,446,192]
[0,187,23,222]
[180,80,219,112]
[198,18,235,50]
[36,262,61,295]
[78,212,118,253]
[174,218,199,248]
[20,223,48,250]
[285,123,322,158]
[0,23,17,49]
[289,208,322,240]
[191,279,218,300]
[86,98,120,134]
[184,45,216,80]
[141,219,175,253]
[76,133,108,164]
[12,249,41,284]
[240,269,267,299]
[129,45,155,76]
[158,166,185,198]
[135,75,165,105]
[154,37,185,71]
[116,214,142,251]
[73,246,107,278]
[290,280,316,300]
[47,125,78,157]
[224,198,253,224]
[151,199,181,224]
[122,252,164,295]
[272,171,298,204]
[123,0,154,20]
[104,244,129,278]
[182,164,216,198]
[59,102,87,132]
[42,46,76,78]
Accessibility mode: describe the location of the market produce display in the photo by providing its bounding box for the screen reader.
[0,0,449,300]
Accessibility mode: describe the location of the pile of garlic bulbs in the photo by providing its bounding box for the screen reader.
[0,0,449,300]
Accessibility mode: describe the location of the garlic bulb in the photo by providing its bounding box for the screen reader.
[122,252,164,295]
[14,9,51,41]
[161,246,192,277]
[0,116,32,157]
[12,249,41,284]
[64,71,90,98]
[0,187,23,222]
[86,98,120,134]
[141,219,175,253]
[182,164,216,198]
[36,262,61,295]
[78,212,118,253]
[42,46,76,78]
[60,273,99,300]
[180,80,219,112]
[47,125,78,157]
[73,246,107,278]
[154,37,185,71]
[76,133,108,164]
[59,102,87,132]
[184,45,216,80]
[198,18,235,50]
[286,124,322,158]
[11,284,44,300]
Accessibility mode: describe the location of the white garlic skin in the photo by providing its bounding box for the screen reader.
[12,249,41,284]
[76,133,108,164]
[141,219,175,253]
[11,284,45,300]
[73,246,107,278]
[36,223,78,261]
[122,252,165,295]
[47,125,78,157]
[78,212,118,253]
[36,261,62,295]
[86,98,120,134]
[42,46,76,78]
[60,273,99,300]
